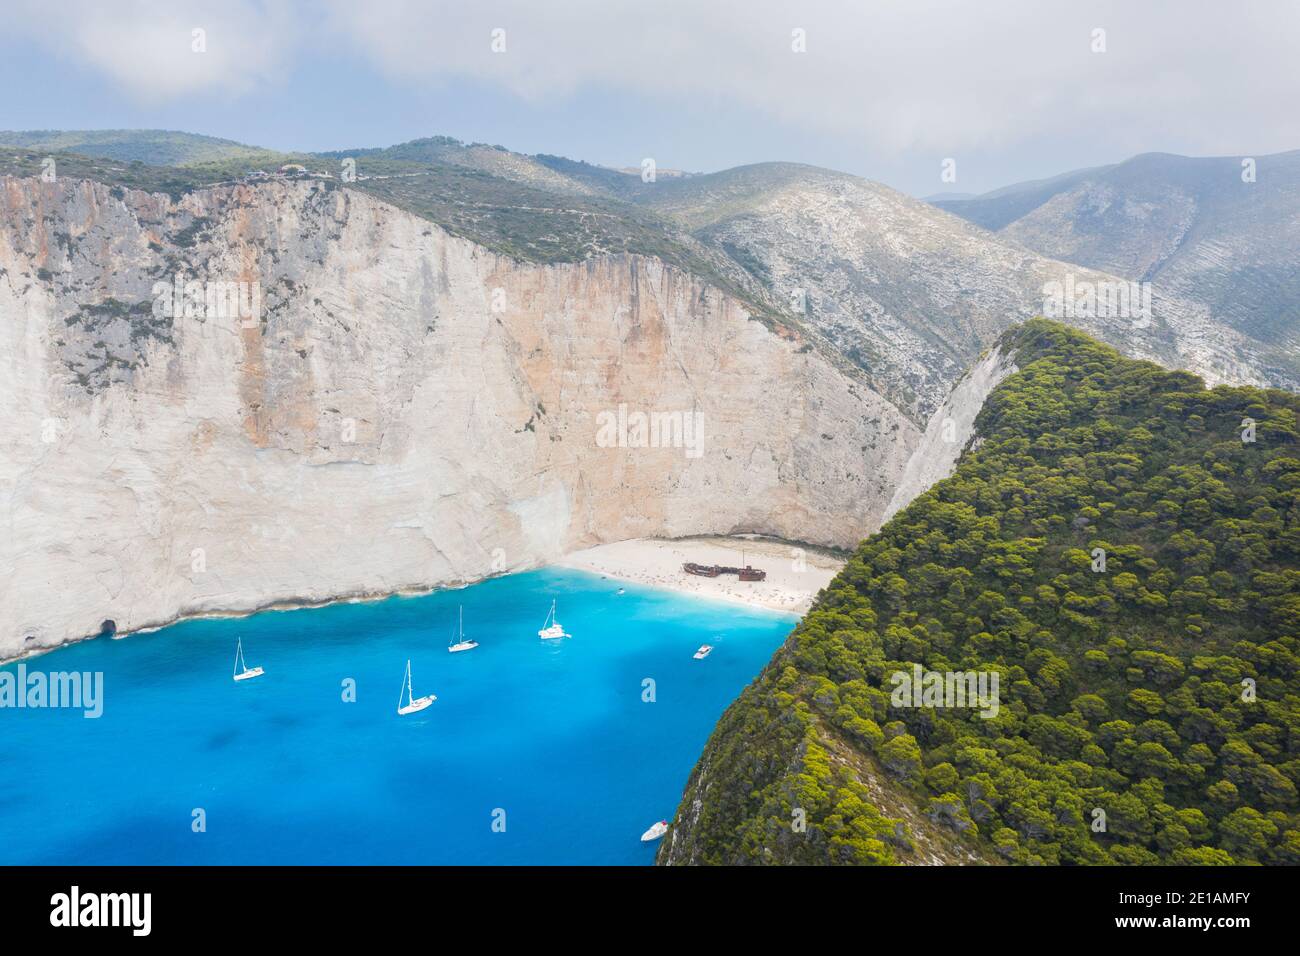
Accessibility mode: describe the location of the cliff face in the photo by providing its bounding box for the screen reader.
[881,346,1018,522]
[0,177,917,658]
[639,163,1296,424]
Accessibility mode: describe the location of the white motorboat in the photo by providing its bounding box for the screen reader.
[693,644,713,660]
[640,820,669,842]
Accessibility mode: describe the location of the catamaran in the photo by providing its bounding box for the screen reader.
[448,605,478,653]
[538,599,570,639]
[397,659,437,715]
[232,637,264,681]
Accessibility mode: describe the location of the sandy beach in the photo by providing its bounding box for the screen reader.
[555,536,846,614]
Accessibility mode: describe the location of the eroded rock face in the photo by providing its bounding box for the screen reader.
[935,150,1300,360]
[882,345,1019,522]
[0,177,917,657]
[678,166,1293,421]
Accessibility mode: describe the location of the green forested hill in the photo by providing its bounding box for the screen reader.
[0,129,284,167]
[660,319,1300,865]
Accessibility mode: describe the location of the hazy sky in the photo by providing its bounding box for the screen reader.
[3,0,1297,195]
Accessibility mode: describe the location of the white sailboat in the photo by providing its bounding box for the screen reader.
[232,637,264,681]
[397,659,437,715]
[448,605,479,653]
[537,599,570,639]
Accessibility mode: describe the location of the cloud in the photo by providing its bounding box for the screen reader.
[316,0,1300,157]
[6,0,294,103]
[6,0,1300,159]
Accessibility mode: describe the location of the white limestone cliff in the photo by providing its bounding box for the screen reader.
[0,177,920,658]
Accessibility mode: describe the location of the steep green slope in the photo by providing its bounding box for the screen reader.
[660,319,1300,865]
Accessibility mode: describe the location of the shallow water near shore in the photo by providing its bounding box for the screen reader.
[0,567,794,864]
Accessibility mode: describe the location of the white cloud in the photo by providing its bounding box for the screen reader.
[6,0,1300,159]
[316,0,1300,157]
[7,0,293,103]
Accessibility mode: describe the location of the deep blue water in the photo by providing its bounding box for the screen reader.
[0,568,793,865]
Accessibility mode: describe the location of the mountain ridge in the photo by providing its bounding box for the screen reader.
[5,131,1295,418]
[934,150,1300,356]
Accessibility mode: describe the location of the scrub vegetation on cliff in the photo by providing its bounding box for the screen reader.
[7,130,1296,425]
[0,138,787,335]
[660,319,1300,865]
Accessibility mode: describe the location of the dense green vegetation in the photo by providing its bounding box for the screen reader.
[662,320,1300,865]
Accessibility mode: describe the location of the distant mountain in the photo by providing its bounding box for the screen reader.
[0,129,284,167]
[532,153,645,197]
[922,191,976,202]
[317,136,607,196]
[933,151,1300,351]
[931,164,1115,231]
[618,161,1293,418]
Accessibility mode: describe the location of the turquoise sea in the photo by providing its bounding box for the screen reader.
[0,568,793,865]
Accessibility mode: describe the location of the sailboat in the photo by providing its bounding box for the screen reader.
[537,599,570,639]
[232,637,264,681]
[397,659,437,715]
[447,605,479,653]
